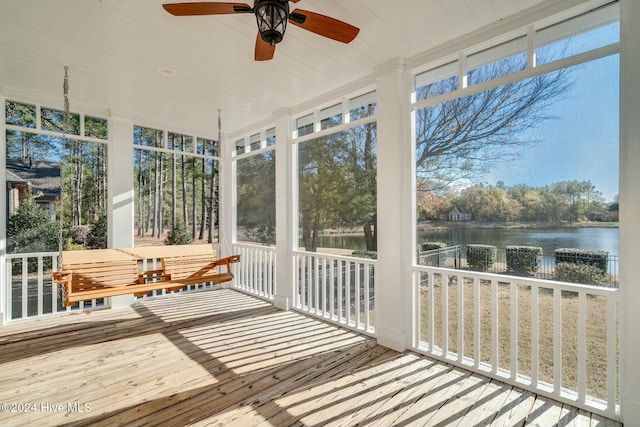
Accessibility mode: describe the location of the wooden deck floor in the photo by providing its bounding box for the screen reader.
[0,289,622,427]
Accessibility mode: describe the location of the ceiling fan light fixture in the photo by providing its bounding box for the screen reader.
[254,0,289,45]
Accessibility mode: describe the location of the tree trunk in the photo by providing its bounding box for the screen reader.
[191,158,197,239]
[364,213,377,252]
[152,152,160,238]
[172,152,177,231]
[199,158,206,240]
[208,160,216,243]
[181,150,188,229]
[136,151,144,236]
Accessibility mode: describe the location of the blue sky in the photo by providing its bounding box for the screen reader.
[486,36,619,202]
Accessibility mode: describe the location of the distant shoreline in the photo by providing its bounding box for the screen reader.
[416,220,619,231]
[320,221,618,237]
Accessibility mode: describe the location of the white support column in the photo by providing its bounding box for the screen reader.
[375,59,414,352]
[273,110,295,310]
[619,0,640,422]
[108,114,135,308]
[0,94,7,325]
[219,130,235,259]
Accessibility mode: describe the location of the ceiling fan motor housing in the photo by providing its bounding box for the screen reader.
[254,0,289,45]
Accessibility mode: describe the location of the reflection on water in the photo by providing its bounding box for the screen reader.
[315,227,619,256]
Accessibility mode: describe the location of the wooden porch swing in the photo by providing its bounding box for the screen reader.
[50,68,239,307]
[52,245,240,307]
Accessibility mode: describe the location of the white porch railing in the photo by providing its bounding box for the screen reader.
[412,265,619,420]
[294,251,376,335]
[232,243,276,300]
[4,252,104,322]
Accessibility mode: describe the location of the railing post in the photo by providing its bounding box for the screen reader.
[0,94,6,325]
[375,59,413,352]
[620,0,640,421]
[273,110,295,310]
[108,114,136,309]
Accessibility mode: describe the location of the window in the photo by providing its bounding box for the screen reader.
[5,101,36,128]
[349,91,377,121]
[467,36,527,85]
[197,137,219,157]
[5,100,109,316]
[236,150,276,245]
[266,127,276,147]
[134,126,163,148]
[40,107,80,135]
[297,122,377,253]
[414,12,619,291]
[84,116,108,140]
[415,62,458,102]
[235,138,246,155]
[296,114,314,137]
[6,102,108,254]
[134,126,218,246]
[250,133,261,151]
[320,104,342,130]
[536,2,619,65]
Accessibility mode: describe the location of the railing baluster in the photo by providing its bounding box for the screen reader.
[457,274,464,363]
[37,256,44,316]
[553,287,563,397]
[491,279,498,375]
[52,256,59,314]
[355,261,361,328]
[364,262,371,331]
[578,291,587,404]
[606,293,617,417]
[338,260,344,323]
[428,271,435,354]
[442,273,449,357]
[21,257,28,318]
[330,260,336,320]
[531,284,539,388]
[7,259,13,321]
[474,277,480,368]
[510,282,518,381]
[346,260,352,326]
[320,258,326,316]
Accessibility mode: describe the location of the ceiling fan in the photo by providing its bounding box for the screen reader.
[162,1,360,61]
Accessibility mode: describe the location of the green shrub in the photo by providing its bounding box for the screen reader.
[466,244,497,271]
[164,219,193,245]
[86,213,108,249]
[554,248,608,274]
[7,192,61,255]
[69,225,90,246]
[245,222,275,246]
[351,250,377,260]
[555,262,609,286]
[505,245,542,275]
[419,242,449,267]
[420,241,448,251]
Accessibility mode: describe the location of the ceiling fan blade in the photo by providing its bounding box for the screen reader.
[255,33,276,61]
[162,2,252,16]
[289,9,359,44]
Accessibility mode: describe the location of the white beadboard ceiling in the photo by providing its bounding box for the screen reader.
[0,0,558,136]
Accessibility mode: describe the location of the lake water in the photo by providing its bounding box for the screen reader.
[316,226,619,256]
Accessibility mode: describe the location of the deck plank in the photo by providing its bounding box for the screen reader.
[0,289,622,427]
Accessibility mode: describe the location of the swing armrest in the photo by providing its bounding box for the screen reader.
[52,270,72,284]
